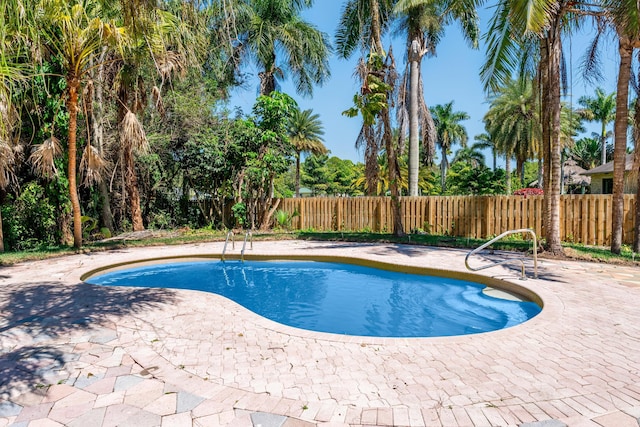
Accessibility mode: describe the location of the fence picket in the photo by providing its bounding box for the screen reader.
[255,195,637,244]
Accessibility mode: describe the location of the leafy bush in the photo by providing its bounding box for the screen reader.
[2,182,58,250]
[231,202,247,227]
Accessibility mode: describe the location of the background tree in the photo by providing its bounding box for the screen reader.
[393,0,480,196]
[474,132,497,170]
[336,0,404,236]
[288,108,327,197]
[236,0,331,96]
[431,101,469,193]
[577,87,616,166]
[483,77,540,191]
[570,136,602,170]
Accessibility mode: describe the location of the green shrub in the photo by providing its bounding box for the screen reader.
[2,182,58,250]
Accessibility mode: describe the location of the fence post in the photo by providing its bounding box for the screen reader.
[298,199,305,230]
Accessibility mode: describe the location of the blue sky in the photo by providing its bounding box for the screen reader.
[226,2,620,166]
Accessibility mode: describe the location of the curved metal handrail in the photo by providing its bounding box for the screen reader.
[240,231,253,262]
[465,228,538,280]
[221,231,234,261]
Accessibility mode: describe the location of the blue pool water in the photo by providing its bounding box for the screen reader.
[86,260,541,337]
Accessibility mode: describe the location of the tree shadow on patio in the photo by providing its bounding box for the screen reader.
[0,281,177,397]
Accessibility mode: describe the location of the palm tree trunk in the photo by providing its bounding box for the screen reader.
[408,39,420,196]
[0,207,4,252]
[124,141,144,231]
[541,19,563,255]
[295,152,301,198]
[369,0,384,55]
[440,148,448,193]
[505,153,512,194]
[259,71,276,96]
[364,126,379,195]
[601,121,607,165]
[633,95,640,253]
[67,77,83,248]
[117,89,145,232]
[611,37,633,254]
[92,55,115,233]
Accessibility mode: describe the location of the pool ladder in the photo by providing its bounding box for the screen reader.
[221,231,253,262]
[465,228,538,280]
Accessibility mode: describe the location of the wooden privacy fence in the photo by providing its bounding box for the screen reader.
[278,195,637,246]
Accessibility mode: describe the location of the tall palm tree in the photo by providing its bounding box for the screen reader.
[337,0,404,236]
[578,87,616,166]
[237,0,331,96]
[113,4,206,232]
[431,101,469,193]
[288,108,327,197]
[393,0,480,196]
[603,0,640,254]
[480,0,584,254]
[21,0,127,248]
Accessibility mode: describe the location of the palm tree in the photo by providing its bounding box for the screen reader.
[578,88,616,166]
[288,108,327,197]
[113,4,206,232]
[431,102,469,193]
[22,0,127,248]
[473,132,497,170]
[484,77,540,190]
[336,0,404,236]
[602,0,640,254]
[480,0,583,254]
[570,136,602,170]
[393,0,480,196]
[452,144,486,168]
[0,0,28,251]
[237,0,331,96]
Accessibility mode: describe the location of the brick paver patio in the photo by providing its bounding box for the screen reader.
[1,240,640,426]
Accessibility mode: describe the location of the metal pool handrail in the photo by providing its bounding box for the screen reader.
[222,231,234,261]
[465,228,538,280]
[241,231,253,262]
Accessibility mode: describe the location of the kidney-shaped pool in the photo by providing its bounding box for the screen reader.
[84,259,541,338]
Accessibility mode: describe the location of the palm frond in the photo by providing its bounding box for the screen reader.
[120,110,149,154]
[80,143,107,186]
[29,136,61,179]
[0,140,16,189]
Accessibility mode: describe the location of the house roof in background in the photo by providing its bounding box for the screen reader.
[582,153,635,175]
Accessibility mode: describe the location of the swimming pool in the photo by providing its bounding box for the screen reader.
[85,259,541,338]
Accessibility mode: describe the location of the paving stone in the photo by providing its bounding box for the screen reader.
[176,391,206,413]
[591,411,639,427]
[520,420,567,427]
[113,375,145,392]
[623,407,640,422]
[66,407,107,427]
[161,411,193,427]
[0,401,22,417]
[250,411,288,427]
[144,392,178,416]
[102,404,161,427]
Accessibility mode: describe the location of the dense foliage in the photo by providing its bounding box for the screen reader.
[0,0,637,253]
